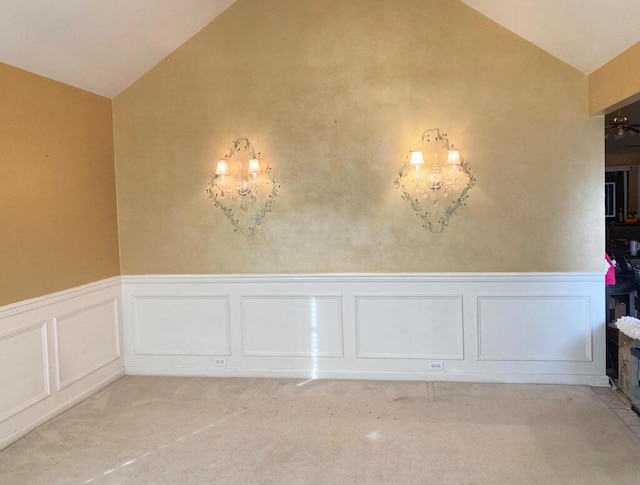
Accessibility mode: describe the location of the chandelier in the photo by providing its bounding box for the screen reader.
[394,128,475,232]
[206,137,280,235]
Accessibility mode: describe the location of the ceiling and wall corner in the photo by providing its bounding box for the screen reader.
[0,0,236,98]
[460,0,640,75]
[589,42,640,116]
[0,1,639,100]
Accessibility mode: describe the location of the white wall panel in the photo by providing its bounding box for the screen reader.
[55,299,120,389]
[356,296,463,359]
[121,273,606,387]
[133,296,230,355]
[0,274,608,452]
[242,296,343,357]
[0,323,49,422]
[0,278,123,451]
[477,295,591,361]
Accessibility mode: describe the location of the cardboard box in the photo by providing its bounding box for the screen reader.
[618,332,640,399]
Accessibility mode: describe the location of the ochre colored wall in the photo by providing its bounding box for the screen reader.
[589,42,640,115]
[113,0,603,274]
[0,62,120,306]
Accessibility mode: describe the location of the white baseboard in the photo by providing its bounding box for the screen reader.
[125,366,609,386]
[0,369,123,451]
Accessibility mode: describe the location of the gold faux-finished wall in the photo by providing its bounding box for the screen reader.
[589,42,640,116]
[0,62,120,306]
[113,0,603,275]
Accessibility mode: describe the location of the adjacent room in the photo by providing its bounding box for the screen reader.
[3,0,640,482]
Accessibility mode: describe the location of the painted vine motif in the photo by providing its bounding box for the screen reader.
[393,128,476,233]
[206,137,280,236]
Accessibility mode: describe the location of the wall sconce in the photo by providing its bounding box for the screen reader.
[206,137,280,235]
[394,128,476,233]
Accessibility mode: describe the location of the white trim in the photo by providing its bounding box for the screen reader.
[121,272,603,284]
[476,294,593,362]
[240,294,344,358]
[0,322,50,423]
[0,278,124,451]
[0,369,123,451]
[122,272,606,386]
[0,272,609,451]
[125,366,609,387]
[131,295,232,356]
[54,298,121,390]
[355,294,465,360]
[0,276,120,319]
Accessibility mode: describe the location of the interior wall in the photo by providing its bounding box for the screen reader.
[113,0,603,275]
[0,62,120,306]
[589,42,640,115]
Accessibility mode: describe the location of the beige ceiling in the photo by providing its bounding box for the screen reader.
[1,0,639,99]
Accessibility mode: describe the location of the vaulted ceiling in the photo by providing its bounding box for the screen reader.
[0,0,236,97]
[1,0,639,99]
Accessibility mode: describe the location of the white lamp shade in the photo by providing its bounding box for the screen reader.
[409,151,425,166]
[446,150,461,166]
[215,160,229,176]
[247,158,262,174]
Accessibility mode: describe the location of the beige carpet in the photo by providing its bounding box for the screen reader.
[2,377,640,484]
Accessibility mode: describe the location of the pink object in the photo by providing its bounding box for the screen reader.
[606,253,616,286]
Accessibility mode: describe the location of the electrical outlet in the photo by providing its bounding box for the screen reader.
[428,361,444,370]
[214,357,227,366]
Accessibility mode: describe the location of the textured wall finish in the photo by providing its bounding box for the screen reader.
[589,42,640,115]
[113,0,603,274]
[0,63,120,306]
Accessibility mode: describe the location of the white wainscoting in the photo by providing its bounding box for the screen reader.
[242,295,343,357]
[133,296,230,356]
[356,295,463,359]
[0,278,124,450]
[122,273,607,386]
[0,322,49,423]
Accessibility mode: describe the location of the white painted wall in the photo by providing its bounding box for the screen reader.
[0,278,124,450]
[122,273,607,386]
